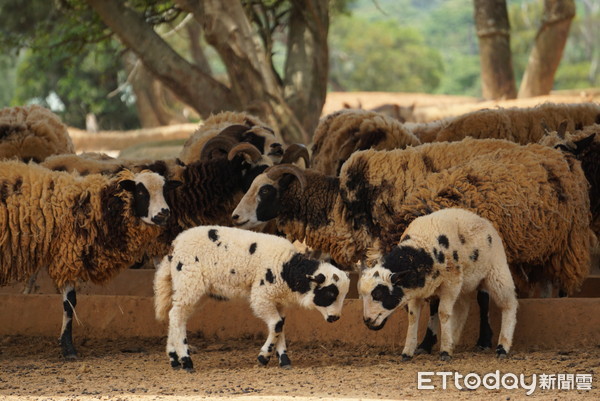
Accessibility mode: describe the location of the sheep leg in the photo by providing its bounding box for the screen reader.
[274,309,291,368]
[416,298,439,354]
[252,301,285,367]
[401,298,425,361]
[484,269,518,359]
[476,290,493,350]
[451,296,471,347]
[59,284,78,359]
[167,302,196,372]
[437,284,461,361]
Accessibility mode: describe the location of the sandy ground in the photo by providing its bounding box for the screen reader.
[0,335,597,400]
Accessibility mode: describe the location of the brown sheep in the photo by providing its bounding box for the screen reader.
[0,105,75,162]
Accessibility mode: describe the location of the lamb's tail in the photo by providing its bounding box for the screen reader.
[153,255,173,322]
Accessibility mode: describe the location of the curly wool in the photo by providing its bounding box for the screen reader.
[311,109,421,176]
[423,102,600,144]
[0,105,75,162]
[0,161,163,288]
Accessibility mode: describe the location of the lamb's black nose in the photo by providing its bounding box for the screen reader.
[327,315,340,323]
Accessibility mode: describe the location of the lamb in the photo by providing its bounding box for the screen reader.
[311,109,421,175]
[179,111,285,165]
[0,105,75,162]
[359,208,518,360]
[0,160,181,358]
[421,102,600,144]
[153,225,350,371]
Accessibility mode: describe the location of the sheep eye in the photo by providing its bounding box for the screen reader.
[259,187,271,196]
[371,286,386,302]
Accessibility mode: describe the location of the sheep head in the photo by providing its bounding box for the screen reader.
[231,164,307,228]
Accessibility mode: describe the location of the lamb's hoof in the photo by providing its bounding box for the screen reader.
[181,356,194,372]
[415,348,430,355]
[184,367,196,373]
[63,353,78,361]
[477,345,492,352]
[439,351,452,361]
[279,353,291,368]
[401,353,413,362]
[257,355,270,366]
[496,345,508,359]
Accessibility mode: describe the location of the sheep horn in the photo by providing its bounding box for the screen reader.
[200,135,238,160]
[557,120,568,139]
[228,142,263,163]
[280,143,310,167]
[217,124,251,141]
[265,164,307,191]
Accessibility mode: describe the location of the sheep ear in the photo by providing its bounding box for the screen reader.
[574,133,595,154]
[557,120,568,139]
[306,273,326,284]
[119,180,136,192]
[165,180,183,191]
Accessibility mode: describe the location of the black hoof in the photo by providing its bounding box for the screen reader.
[496,345,508,359]
[257,355,270,366]
[439,351,452,361]
[278,352,291,368]
[415,348,430,355]
[181,356,194,371]
[401,353,413,361]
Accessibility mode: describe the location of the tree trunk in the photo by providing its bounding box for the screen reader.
[86,0,238,118]
[283,0,330,135]
[473,0,517,100]
[518,0,576,98]
[200,0,310,143]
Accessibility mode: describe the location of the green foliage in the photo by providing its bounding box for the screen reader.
[329,15,443,92]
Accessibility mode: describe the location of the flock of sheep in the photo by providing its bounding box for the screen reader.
[0,101,598,372]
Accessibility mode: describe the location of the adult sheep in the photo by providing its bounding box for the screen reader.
[311,109,421,176]
[154,225,350,371]
[0,105,75,162]
[179,111,285,165]
[0,161,181,358]
[424,102,600,144]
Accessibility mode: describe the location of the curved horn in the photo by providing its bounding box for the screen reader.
[228,142,263,163]
[217,124,251,141]
[280,143,311,168]
[265,164,307,191]
[200,135,238,160]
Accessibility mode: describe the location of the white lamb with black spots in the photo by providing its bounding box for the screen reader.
[359,208,518,361]
[153,225,350,372]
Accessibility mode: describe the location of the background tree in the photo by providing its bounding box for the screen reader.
[473,0,517,100]
[518,0,576,97]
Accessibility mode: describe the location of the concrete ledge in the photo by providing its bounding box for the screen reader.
[1,294,598,350]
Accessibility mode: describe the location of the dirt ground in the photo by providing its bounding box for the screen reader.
[0,335,597,401]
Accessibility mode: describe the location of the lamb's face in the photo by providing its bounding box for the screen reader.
[240,126,283,164]
[120,172,182,226]
[231,173,280,229]
[304,263,351,323]
[358,266,404,331]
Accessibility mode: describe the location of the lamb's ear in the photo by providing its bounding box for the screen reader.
[306,273,326,284]
[119,179,136,193]
[165,180,183,191]
[390,271,409,284]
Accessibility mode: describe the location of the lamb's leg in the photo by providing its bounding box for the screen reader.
[476,290,493,350]
[252,301,285,367]
[451,296,471,347]
[59,284,78,359]
[416,298,439,354]
[484,269,518,359]
[437,284,461,361]
[274,309,291,368]
[167,302,196,372]
[401,298,425,361]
